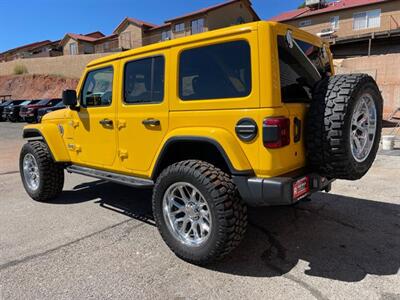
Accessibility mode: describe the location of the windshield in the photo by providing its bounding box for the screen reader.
[20,101,31,105]
[37,99,50,106]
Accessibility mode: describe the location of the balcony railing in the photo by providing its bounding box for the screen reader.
[298,12,400,42]
[119,26,207,51]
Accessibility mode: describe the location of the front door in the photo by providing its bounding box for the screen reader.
[117,53,169,176]
[71,65,117,167]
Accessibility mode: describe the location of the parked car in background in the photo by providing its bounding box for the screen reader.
[36,101,66,123]
[4,100,40,122]
[0,100,14,121]
[20,98,62,123]
[1,100,23,122]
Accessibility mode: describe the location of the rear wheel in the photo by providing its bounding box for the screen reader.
[307,74,383,180]
[20,141,64,202]
[152,160,247,265]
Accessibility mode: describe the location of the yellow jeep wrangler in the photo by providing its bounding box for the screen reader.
[20,21,383,265]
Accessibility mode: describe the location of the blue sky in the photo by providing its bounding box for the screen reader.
[0,0,302,52]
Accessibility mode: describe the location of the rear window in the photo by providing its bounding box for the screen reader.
[278,36,331,103]
[179,40,251,100]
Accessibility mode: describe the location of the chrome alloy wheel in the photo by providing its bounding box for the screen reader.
[162,182,212,247]
[23,153,40,191]
[350,93,377,162]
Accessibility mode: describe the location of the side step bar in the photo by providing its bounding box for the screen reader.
[66,165,154,188]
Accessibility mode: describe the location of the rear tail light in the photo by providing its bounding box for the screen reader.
[263,117,290,148]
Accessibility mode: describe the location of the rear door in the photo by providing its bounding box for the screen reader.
[117,51,170,175]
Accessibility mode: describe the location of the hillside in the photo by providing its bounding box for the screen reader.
[0,74,79,100]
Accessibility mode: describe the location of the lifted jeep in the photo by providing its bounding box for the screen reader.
[20,21,382,265]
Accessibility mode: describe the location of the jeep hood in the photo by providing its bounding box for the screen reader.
[42,108,69,121]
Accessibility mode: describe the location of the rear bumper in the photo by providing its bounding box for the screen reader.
[233,171,334,207]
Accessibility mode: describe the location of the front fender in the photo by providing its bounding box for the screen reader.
[23,124,70,162]
[152,127,252,174]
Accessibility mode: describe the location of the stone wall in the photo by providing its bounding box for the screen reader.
[335,53,400,117]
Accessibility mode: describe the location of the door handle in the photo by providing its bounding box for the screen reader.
[142,118,160,126]
[99,118,113,126]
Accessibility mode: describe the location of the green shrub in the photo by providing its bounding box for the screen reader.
[13,64,28,75]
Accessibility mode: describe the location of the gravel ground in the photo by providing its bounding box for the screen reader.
[0,122,399,300]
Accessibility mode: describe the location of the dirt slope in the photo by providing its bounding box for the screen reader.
[0,74,79,100]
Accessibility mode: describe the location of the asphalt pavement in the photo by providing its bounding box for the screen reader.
[0,122,399,300]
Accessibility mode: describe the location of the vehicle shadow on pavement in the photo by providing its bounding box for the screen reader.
[54,181,400,283]
[53,180,155,226]
[211,193,400,282]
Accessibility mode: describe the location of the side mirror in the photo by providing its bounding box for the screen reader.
[62,90,78,110]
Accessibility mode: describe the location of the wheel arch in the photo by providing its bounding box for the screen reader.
[22,125,70,162]
[151,136,253,180]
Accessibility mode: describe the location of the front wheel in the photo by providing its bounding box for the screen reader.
[20,141,64,202]
[152,160,247,265]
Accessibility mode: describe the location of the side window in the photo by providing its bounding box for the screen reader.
[179,40,251,101]
[81,67,113,107]
[278,36,330,103]
[124,56,165,104]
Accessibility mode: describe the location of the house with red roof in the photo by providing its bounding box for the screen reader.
[151,0,259,42]
[59,31,106,55]
[58,0,258,56]
[0,40,62,62]
[270,0,400,58]
[114,0,259,50]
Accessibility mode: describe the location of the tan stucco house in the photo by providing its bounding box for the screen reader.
[142,0,259,45]
[59,32,105,55]
[0,40,61,62]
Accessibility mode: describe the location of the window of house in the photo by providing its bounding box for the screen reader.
[161,30,171,41]
[191,18,205,34]
[83,44,94,54]
[175,23,185,32]
[69,42,78,55]
[124,56,165,104]
[103,42,111,51]
[179,40,251,100]
[330,16,340,29]
[299,19,312,27]
[353,9,381,30]
[81,67,113,107]
[277,36,332,103]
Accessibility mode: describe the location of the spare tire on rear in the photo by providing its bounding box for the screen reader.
[307,74,383,180]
